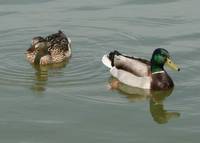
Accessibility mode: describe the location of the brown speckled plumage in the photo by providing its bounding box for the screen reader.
[26,30,71,65]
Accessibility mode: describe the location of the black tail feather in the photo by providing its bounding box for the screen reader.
[108,50,121,67]
[108,50,150,67]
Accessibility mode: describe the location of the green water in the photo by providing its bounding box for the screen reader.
[0,0,199,142]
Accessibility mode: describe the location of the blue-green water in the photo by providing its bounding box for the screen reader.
[0,0,200,142]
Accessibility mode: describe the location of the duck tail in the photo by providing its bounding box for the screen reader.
[108,50,121,67]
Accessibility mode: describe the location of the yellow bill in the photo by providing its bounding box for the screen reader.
[165,58,180,71]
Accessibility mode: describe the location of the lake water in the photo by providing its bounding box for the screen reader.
[0,0,200,142]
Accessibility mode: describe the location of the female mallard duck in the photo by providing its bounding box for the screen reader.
[26,30,71,65]
[102,48,180,90]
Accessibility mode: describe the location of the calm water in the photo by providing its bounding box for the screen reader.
[0,0,200,142]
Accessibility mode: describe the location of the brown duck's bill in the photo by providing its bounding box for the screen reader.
[165,58,180,71]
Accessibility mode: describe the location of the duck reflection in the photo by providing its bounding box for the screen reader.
[150,90,180,124]
[108,78,180,124]
[31,61,67,92]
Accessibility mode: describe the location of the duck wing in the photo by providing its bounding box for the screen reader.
[102,50,150,77]
[102,51,151,89]
[45,30,71,52]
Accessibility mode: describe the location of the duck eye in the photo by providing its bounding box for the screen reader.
[161,53,166,57]
[35,48,39,52]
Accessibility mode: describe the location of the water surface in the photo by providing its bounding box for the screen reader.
[0,0,200,142]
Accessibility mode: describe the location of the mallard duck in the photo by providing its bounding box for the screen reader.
[26,30,71,65]
[102,48,180,90]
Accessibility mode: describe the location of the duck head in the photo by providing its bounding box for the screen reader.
[151,48,180,73]
[27,36,49,64]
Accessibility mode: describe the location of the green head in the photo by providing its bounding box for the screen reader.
[32,37,49,64]
[151,48,180,73]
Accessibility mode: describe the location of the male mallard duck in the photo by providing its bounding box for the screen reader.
[26,30,71,65]
[102,48,180,90]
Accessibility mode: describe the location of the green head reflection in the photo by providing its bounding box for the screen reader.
[108,78,180,124]
[150,90,180,124]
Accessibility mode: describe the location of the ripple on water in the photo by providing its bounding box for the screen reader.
[0,24,155,106]
[0,49,34,86]
[0,0,53,5]
[0,50,105,90]
[0,26,110,90]
[120,0,179,5]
